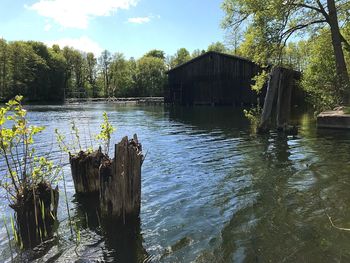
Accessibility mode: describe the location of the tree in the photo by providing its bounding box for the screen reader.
[281,41,310,72]
[47,47,66,101]
[302,29,350,111]
[207,41,228,53]
[62,47,75,96]
[169,48,191,68]
[0,39,8,98]
[136,56,166,96]
[8,41,47,99]
[85,52,98,97]
[191,49,206,58]
[71,50,85,95]
[27,41,51,100]
[109,53,134,97]
[99,50,112,97]
[144,49,165,60]
[222,0,350,103]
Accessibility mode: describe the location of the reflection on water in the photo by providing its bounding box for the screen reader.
[1,104,350,262]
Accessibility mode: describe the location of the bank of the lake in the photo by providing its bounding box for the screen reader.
[1,104,350,262]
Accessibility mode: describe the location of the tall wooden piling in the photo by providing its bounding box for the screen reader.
[99,135,143,220]
[258,66,298,134]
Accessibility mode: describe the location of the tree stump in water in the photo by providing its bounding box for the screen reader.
[276,68,294,130]
[10,182,59,248]
[258,67,281,133]
[69,148,106,195]
[99,135,143,221]
[258,66,298,134]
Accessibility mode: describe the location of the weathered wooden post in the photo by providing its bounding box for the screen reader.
[10,183,59,248]
[258,66,298,134]
[258,67,281,132]
[276,68,294,130]
[69,148,106,195]
[99,134,143,221]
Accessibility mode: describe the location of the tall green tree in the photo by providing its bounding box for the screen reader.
[47,47,66,101]
[207,41,228,53]
[99,50,112,97]
[0,39,8,98]
[191,49,205,58]
[27,41,51,100]
[85,52,98,97]
[71,50,85,96]
[169,48,191,68]
[144,49,166,60]
[62,47,76,96]
[109,53,134,97]
[8,41,47,99]
[136,56,166,96]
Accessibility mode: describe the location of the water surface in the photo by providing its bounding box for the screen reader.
[1,104,350,262]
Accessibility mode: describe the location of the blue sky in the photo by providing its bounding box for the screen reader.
[0,0,226,58]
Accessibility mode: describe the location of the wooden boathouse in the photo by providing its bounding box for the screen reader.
[165,51,263,106]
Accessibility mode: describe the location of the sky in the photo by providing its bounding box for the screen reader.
[0,0,226,58]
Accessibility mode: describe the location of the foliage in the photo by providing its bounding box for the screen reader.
[98,50,112,98]
[301,30,344,112]
[135,56,167,96]
[168,48,191,68]
[109,53,135,97]
[251,70,268,93]
[191,49,206,58]
[96,112,116,155]
[144,49,166,60]
[0,96,57,202]
[207,41,228,53]
[55,112,115,155]
[243,104,262,132]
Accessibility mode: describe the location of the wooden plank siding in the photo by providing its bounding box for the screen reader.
[165,51,263,106]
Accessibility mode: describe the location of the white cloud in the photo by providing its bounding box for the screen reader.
[28,0,138,29]
[127,16,151,24]
[45,36,103,55]
[44,24,52,31]
[127,14,160,24]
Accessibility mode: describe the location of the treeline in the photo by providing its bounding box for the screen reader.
[0,39,231,102]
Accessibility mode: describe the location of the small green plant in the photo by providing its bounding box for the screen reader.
[251,70,268,93]
[0,95,58,201]
[55,112,115,156]
[243,104,262,132]
[95,112,115,155]
[0,96,60,248]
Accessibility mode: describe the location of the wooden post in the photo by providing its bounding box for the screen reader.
[10,182,59,248]
[258,66,297,134]
[276,68,294,130]
[99,135,143,221]
[258,67,281,132]
[69,148,105,195]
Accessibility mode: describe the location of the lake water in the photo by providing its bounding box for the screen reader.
[2,104,350,262]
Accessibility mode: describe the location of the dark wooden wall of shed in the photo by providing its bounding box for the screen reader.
[166,53,261,106]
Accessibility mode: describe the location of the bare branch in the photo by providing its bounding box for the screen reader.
[290,2,323,13]
[315,0,330,21]
[281,19,327,39]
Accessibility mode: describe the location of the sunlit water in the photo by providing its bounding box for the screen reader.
[1,104,350,262]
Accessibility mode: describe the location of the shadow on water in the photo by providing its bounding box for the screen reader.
[168,106,249,129]
[72,194,149,263]
[102,218,149,263]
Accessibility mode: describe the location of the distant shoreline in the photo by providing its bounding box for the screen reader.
[64,97,164,105]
